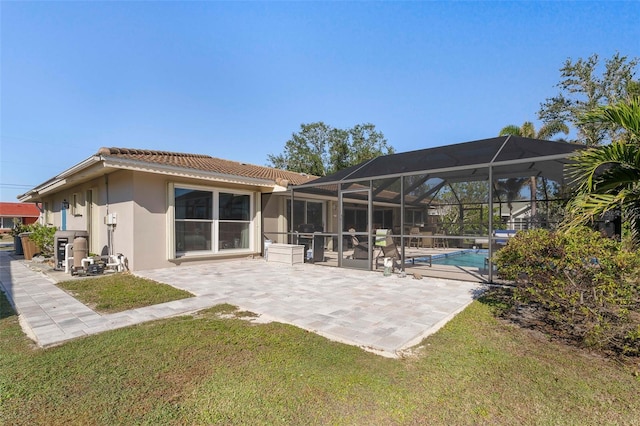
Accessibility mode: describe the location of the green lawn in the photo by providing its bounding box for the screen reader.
[1,289,639,425]
[57,273,193,313]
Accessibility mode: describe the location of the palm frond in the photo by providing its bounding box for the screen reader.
[538,121,570,140]
[498,125,522,137]
[568,142,640,192]
[579,96,640,141]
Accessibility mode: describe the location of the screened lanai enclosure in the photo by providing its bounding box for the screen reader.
[261,136,584,282]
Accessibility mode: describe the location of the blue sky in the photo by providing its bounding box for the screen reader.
[1,1,638,201]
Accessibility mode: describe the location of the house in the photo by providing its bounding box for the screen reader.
[18,148,316,271]
[18,137,583,282]
[0,202,40,233]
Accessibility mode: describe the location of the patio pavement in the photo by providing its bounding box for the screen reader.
[0,251,486,358]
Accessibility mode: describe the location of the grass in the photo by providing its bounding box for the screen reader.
[56,273,193,313]
[1,289,639,425]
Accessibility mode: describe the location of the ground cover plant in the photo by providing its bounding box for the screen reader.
[56,273,193,313]
[1,290,639,425]
[493,226,640,357]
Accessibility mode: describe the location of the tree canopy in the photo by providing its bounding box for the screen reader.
[538,53,639,146]
[564,96,640,248]
[268,122,394,176]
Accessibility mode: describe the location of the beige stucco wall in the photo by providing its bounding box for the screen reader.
[104,170,135,267]
[39,175,111,256]
[262,193,288,244]
[129,174,264,271]
[38,169,268,271]
[129,172,168,271]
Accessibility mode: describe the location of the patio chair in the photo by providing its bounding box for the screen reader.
[375,229,401,271]
[408,227,421,248]
[420,231,433,248]
[350,228,369,259]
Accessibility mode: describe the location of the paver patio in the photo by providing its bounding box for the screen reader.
[0,251,486,357]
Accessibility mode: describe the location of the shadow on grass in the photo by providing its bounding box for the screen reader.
[0,290,16,320]
[476,286,516,316]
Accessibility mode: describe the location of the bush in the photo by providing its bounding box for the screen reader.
[10,222,32,237]
[493,227,640,356]
[28,224,57,257]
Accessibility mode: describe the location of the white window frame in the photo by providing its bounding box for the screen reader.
[168,183,254,259]
[71,192,84,216]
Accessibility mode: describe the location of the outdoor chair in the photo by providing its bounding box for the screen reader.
[408,227,421,248]
[350,228,369,259]
[375,229,401,271]
[420,231,433,248]
[351,236,369,259]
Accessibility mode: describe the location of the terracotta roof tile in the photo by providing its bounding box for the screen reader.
[0,202,40,217]
[97,147,317,186]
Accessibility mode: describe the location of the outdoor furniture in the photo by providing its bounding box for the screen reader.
[296,224,325,262]
[374,229,401,271]
[267,243,304,265]
[408,227,421,248]
[420,231,433,248]
[351,235,369,259]
[434,230,449,248]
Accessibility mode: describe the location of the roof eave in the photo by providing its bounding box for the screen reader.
[101,157,277,187]
[18,155,102,201]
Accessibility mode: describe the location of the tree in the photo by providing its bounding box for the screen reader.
[538,53,639,146]
[268,122,394,176]
[494,178,528,219]
[498,121,569,218]
[565,96,640,248]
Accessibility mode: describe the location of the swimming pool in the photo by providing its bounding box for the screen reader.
[413,249,489,269]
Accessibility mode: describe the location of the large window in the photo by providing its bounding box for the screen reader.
[219,193,251,250]
[0,217,20,229]
[173,186,253,256]
[175,189,213,252]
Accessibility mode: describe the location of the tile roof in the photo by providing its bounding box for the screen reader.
[0,202,40,217]
[97,147,317,186]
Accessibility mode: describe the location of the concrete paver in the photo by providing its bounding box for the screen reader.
[0,251,486,357]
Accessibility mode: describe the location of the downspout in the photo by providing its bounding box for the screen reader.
[35,202,44,225]
[105,174,111,256]
[289,188,294,244]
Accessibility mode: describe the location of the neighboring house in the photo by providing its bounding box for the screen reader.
[0,202,40,233]
[507,203,533,231]
[496,201,530,231]
[18,148,316,271]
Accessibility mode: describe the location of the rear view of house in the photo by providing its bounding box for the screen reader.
[18,148,315,271]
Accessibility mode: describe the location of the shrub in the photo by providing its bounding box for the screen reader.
[493,227,640,356]
[10,222,32,237]
[28,224,57,257]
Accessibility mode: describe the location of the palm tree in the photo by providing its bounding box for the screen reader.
[494,178,528,227]
[566,97,640,247]
[498,121,570,221]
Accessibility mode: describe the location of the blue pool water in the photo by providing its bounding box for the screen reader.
[415,249,489,269]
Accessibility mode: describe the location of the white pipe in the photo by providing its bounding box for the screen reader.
[106,254,122,272]
[64,243,73,274]
[81,257,94,269]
